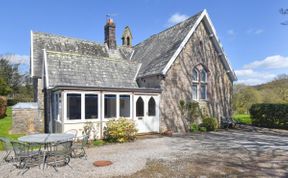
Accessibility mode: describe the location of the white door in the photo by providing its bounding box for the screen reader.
[134,95,159,133]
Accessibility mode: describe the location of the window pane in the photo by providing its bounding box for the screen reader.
[148,97,156,116]
[201,69,207,82]
[200,85,207,99]
[120,95,130,117]
[136,97,144,117]
[67,94,81,120]
[192,69,198,81]
[192,85,198,100]
[105,94,116,118]
[85,94,98,119]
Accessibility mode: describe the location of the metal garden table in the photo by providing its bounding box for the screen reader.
[18,133,74,169]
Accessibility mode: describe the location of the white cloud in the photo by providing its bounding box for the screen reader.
[227,29,235,36]
[167,13,189,26]
[235,69,276,80]
[1,54,29,65]
[246,28,264,35]
[244,55,288,69]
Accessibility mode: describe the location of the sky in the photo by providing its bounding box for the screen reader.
[0,0,287,85]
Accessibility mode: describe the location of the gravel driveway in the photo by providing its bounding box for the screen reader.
[1,126,288,177]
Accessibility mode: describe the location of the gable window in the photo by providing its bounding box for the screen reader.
[136,97,144,117]
[105,94,116,118]
[67,94,81,120]
[120,95,130,117]
[148,97,156,116]
[85,94,98,119]
[192,65,208,100]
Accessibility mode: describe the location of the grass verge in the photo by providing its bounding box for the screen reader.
[232,114,251,125]
[0,107,24,150]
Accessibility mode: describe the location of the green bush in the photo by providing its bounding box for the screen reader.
[104,118,138,143]
[199,126,207,132]
[201,117,218,131]
[250,104,288,129]
[190,123,199,132]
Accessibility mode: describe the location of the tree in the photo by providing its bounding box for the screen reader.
[0,77,12,96]
[279,8,288,25]
[0,57,33,102]
[0,58,22,93]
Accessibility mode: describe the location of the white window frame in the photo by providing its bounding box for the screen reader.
[102,92,132,121]
[192,65,208,101]
[63,91,100,124]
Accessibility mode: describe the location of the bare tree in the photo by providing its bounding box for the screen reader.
[279,8,288,25]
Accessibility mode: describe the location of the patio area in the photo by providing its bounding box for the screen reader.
[1,126,288,177]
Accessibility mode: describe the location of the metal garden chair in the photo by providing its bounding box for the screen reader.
[45,140,73,171]
[0,137,13,163]
[64,129,78,141]
[71,135,88,159]
[10,141,43,175]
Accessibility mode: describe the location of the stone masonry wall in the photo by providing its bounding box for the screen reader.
[11,105,44,134]
[158,22,233,132]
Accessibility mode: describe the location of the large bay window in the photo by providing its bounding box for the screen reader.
[192,65,208,100]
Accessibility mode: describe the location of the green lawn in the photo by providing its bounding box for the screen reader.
[0,107,24,150]
[232,114,252,125]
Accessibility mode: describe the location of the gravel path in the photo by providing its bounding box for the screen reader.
[1,126,288,177]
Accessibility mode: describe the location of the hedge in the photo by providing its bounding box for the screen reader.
[250,104,288,129]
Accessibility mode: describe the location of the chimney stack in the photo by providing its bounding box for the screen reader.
[104,18,116,49]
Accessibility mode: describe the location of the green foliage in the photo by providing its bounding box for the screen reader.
[0,58,33,102]
[233,76,288,114]
[82,122,98,140]
[250,104,288,129]
[190,123,199,132]
[232,114,251,125]
[104,118,138,143]
[199,126,207,132]
[0,78,12,96]
[93,139,105,146]
[178,100,203,121]
[0,107,24,150]
[201,117,218,131]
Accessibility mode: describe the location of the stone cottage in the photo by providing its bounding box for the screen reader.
[30,9,237,137]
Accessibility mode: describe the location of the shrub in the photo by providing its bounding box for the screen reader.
[199,126,207,132]
[190,123,199,132]
[0,96,7,119]
[104,118,138,143]
[201,117,218,131]
[250,104,288,129]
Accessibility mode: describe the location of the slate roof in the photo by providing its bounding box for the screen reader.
[32,32,132,77]
[45,51,139,88]
[131,11,202,77]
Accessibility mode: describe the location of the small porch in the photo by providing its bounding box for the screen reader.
[48,87,161,138]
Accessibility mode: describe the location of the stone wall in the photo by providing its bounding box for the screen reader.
[156,22,233,132]
[11,103,44,134]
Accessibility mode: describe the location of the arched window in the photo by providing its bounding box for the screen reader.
[192,68,199,81]
[148,97,156,116]
[192,65,208,100]
[127,37,130,46]
[136,97,144,117]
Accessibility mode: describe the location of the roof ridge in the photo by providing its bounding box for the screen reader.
[133,10,204,48]
[46,50,139,64]
[33,31,104,46]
